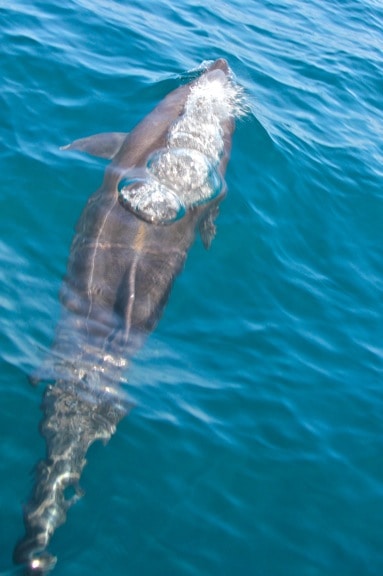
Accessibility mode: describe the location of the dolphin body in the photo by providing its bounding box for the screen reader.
[14,58,241,573]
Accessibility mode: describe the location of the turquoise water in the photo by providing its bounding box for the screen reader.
[1,0,383,574]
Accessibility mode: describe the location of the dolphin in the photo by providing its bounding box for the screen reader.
[14,58,242,574]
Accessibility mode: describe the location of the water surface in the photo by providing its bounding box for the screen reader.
[1,1,382,574]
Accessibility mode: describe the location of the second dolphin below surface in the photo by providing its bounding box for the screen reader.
[14,58,243,573]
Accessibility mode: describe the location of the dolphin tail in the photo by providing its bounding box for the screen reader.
[13,379,127,574]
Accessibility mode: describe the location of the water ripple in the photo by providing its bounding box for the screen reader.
[1,0,383,574]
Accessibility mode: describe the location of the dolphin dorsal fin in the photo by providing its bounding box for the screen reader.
[60,132,128,159]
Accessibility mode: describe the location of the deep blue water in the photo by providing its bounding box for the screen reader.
[1,0,383,574]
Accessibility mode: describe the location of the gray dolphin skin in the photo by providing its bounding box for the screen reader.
[14,58,242,574]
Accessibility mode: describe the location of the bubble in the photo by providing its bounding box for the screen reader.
[169,120,223,162]
[148,148,222,205]
[118,178,185,225]
[148,148,207,191]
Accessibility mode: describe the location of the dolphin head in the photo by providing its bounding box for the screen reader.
[116,59,243,225]
[60,59,243,227]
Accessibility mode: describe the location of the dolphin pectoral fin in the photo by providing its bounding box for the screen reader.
[198,204,220,250]
[60,132,128,159]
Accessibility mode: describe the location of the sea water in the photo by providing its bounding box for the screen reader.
[1,1,382,575]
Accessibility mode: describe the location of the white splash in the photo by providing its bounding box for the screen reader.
[169,68,244,162]
[184,69,244,121]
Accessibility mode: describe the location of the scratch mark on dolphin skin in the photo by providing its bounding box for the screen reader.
[132,221,147,253]
[85,197,119,334]
[125,252,139,344]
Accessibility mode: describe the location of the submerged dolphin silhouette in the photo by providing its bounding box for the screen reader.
[14,58,242,573]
